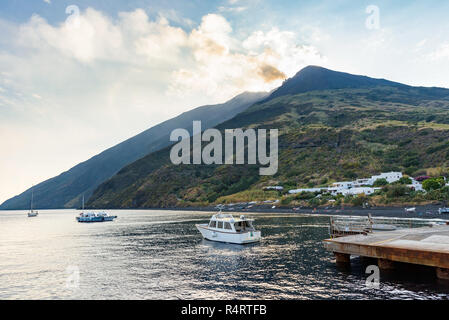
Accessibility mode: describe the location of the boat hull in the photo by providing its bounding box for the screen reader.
[27,213,38,217]
[102,216,117,221]
[196,224,261,244]
[76,217,103,222]
[76,216,117,223]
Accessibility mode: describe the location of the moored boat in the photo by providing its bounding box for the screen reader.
[76,212,117,223]
[27,186,38,218]
[196,212,261,244]
[76,195,117,222]
[28,211,38,217]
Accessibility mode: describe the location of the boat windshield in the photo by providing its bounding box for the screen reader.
[234,221,254,232]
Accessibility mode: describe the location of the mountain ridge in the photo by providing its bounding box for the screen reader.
[264,66,449,102]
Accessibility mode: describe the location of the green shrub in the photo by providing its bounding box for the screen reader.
[424,186,449,201]
[280,197,294,205]
[373,178,389,187]
[396,177,412,185]
[385,185,409,198]
[295,191,316,200]
[352,194,369,206]
[422,177,445,191]
[343,171,357,179]
[308,198,320,207]
[404,167,417,176]
[344,194,354,203]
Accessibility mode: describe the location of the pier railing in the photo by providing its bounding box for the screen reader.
[329,216,372,238]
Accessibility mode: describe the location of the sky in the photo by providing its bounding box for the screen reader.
[1,0,449,203]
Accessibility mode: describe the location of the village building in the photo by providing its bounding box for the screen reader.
[288,172,416,196]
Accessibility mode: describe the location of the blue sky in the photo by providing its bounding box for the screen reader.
[2,1,449,32]
[1,0,449,203]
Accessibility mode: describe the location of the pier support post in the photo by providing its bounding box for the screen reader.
[378,258,395,270]
[436,268,449,280]
[334,252,350,265]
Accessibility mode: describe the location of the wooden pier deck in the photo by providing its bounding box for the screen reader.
[323,225,449,279]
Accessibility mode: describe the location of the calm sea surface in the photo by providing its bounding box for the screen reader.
[0,209,447,300]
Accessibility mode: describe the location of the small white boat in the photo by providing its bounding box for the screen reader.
[439,208,449,214]
[76,212,117,223]
[196,212,261,244]
[27,186,38,218]
[76,195,117,222]
[405,207,416,213]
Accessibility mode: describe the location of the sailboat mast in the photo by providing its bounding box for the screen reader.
[30,187,34,211]
[82,194,85,211]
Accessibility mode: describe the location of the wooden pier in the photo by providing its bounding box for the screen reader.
[323,224,449,279]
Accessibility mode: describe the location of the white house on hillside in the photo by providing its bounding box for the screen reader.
[333,187,381,196]
[331,181,354,189]
[288,172,406,195]
[263,186,284,191]
[369,172,403,184]
[409,178,424,192]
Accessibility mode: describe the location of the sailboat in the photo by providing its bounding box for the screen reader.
[27,186,38,217]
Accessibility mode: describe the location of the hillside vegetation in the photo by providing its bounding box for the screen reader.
[88,78,449,209]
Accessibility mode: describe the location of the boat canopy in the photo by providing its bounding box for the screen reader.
[211,213,254,223]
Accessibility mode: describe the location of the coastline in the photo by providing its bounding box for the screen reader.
[2,204,448,220]
[150,204,448,220]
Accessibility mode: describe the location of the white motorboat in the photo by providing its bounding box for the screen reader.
[196,212,261,244]
[405,207,416,213]
[439,207,449,214]
[76,195,117,222]
[27,186,38,218]
[76,211,117,223]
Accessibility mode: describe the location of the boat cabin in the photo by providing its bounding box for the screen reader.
[207,213,256,233]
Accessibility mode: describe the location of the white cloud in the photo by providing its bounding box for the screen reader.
[157,9,195,28]
[416,39,427,48]
[361,28,395,50]
[169,15,325,101]
[9,9,324,102]
[218,6,248,13]
[428,43,449,61]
